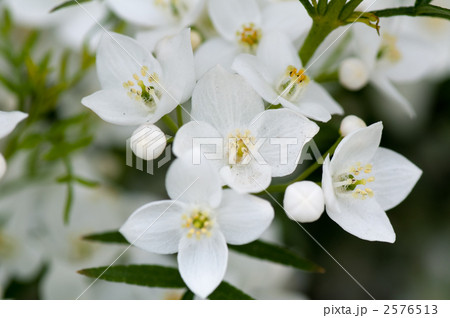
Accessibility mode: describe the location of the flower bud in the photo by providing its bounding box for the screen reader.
[130,124,167,160]
[339,115,367,136]
[339,58,369,91]
[283,181,324,223]
[0,154,6,180]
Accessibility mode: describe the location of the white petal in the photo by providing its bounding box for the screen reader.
[156,29,196,104]
[192,66,264,135]
[250,109,319,177]
[382,33,435,83]
[279,98,332,122]
[301,81,344,116]
[370,73,415,118]
[371,147,422,211]
[119,200,187,254]
[166,157,223,208]
[178,231,228,298]
[172,120,225,171]
[330,122,383,175]
[208,0,261,41]
[106,0,172,27]
[351,23,381,71]
[321,155,340,214]
[0,111,28,139]
[194,37,239,80]
[232,53,280,103]
[261,2,310,41]
[220,160,272,193]
[216,190,274,244]
[136,27,180,52]
[256,32,302,84]
[96,32,162,90]
[81,90,150,126]
[325,193,396,243]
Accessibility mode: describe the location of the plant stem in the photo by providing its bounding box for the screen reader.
[299,20,339,66]
[264,137,343,193]
[370,5,450,19]
[161,115,179,134]
[176,105,184,127]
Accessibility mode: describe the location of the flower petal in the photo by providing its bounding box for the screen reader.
[261,2,310,41]
[371,147,422,211]
[194,37,239,80]
[220,160,272,193]
[325,193,396,243]
[106,0,172,27]
[232,53,280,103]
[81,89,150,126]
[178,231,228,298]
[96,32,162,90]
[216,189,274,244]
[156,28,196,104]
[370,73,415,118]
[301,81,344,116]
[0,153,6,180]
[0,111,28,139]
[250,109,319,177]
[136,27,180,52]
[330,122,383,175]
[119,200,186,254]
[192,65,264,135]
[166,157,223,208]
[208,0,261,41]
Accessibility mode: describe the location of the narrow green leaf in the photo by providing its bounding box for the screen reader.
[50,0,92,13]
[230,240,325,273]
[83,231,128,244]
[44,136,93,161]
[78,265,253,300]
[83,231,324,273]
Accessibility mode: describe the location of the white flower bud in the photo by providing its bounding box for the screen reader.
[0,154,6,180]
[283,181,324,223]
[190,30,202,51]
[130,124,167,161]
[339,58,369,91]
[339,115,367,136]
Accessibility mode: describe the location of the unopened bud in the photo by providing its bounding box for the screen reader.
[339,115,367,136]
[339,58,369,91]
[130,124,166,160]
[190,30,202,51]
[283,181,324,223]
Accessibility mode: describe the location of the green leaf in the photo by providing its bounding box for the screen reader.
[78,265,253,300]
[50,0,93,13]
[83,231,324,273]
[229,240,325,273]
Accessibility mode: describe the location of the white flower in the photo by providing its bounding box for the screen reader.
[233,32,343,122]
[349,21,435,117]
[130,124,167,160]
[131,0,206,52]
[173,66,319,193]
[339,115,366,137]
[82,29,195,126]
[322,122,422,243]
[120,157,274,298]
[284,181,324,223]
[194,0,310,79]
[0,111,28,180]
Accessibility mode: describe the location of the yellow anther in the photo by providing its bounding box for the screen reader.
[133,74,139,81]
[141,66,149,76]
[366,188,374,197]
[367,177,375,182]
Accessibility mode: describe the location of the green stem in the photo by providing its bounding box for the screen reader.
[265,137,343,193]
[161,115,179,134]
[176,105,184,127]
[299,20,338,66]
[370,5,450,19]
[63,156,74,225]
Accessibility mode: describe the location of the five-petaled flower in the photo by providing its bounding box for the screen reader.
[120,157,274,298]
[322,122,422,243]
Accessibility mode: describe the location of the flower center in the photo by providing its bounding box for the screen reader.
[377,33,402,63]
[276,65,310,101]
[154,0,188,18]
[236,23,262,53]
[227,129,256,165]
[182,209,213,239]
[334,162,375,200]
[122,66,162,112]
